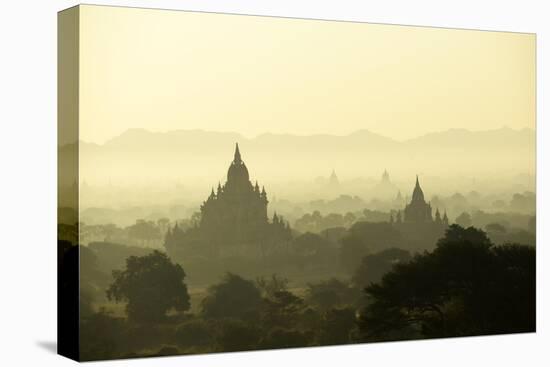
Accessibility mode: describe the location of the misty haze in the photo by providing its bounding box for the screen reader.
[58,5,535,362]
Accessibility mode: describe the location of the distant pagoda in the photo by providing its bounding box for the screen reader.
[389,175,449,251]
[404,175,433,223]
[392,175,448,226]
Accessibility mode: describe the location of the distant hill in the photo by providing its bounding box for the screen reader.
[404,127,534,151]
[74,126,533,154]
[60,127,535,184]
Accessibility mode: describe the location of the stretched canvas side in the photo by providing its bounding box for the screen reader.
[57,5,80,362]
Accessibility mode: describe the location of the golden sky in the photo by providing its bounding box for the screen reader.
[79,5,535,144]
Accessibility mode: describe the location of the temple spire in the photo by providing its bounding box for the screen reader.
[382,169,390,183]
[234,143,242,163]
[329,169,339,186]
[412,174,425,202]
[435,208,442,223]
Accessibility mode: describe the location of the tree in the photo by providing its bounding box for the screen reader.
[485,223,507,234]
[455,212,472,228]
[528,216,536,233]
[256,274,289,299]
[344,212,357,226]
[340,222,403,270]
[292,232,332,256]
[306,278,358,311]
[175,318,214,348]
[213,318,261,352]
[79,310,124,361]
[127,219,161,246]
[201,273,262,321]
[106,250,190,323]
[510,191,536,212]
[259,327,309,349]
[358,225,535,341]
[260,289,306,330]
[79,245,110,317]
[352,248,411,288]
[318,307,356,345]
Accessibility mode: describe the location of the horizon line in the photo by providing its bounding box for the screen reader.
[69,125,536,147]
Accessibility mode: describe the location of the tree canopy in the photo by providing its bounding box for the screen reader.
[340,221,403,270]
[358,225,535,340]
[306,278,359,312]
[201,273,262,321]
[107,250,190,323]
[352,247,411,288]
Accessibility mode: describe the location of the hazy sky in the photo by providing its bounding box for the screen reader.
[79,5,535,144]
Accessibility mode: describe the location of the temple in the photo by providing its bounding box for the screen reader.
[403,175,433,223]
[199,143,271,244]
[373,169,398,199]
[390,175,449,250]
[391,175,448,226]
[381,170,390,185]
[165,143,291,257]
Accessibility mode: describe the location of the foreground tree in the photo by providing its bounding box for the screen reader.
[213,318,261,352]
[352,248,411,288]
[107,250,190,323]
[201,273,262,321]
[358,225,535,341]
[317,307,356,345]
[261,287,306,330]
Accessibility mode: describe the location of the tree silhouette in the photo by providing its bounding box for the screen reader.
[455,212,472,228]
[127,219,161,246]
[352,248,411,288]
[201,273,262,321]
[80,310,124,361]
[358,225,535,340]
[175,318,214,348]
[318,307,356,345]
[485,222,507,234]
[258,327,309,349]
[340,222,403,270]
[256,274,290,299]
[213,318,261,352]
[107,250,190,323]
[260,289,306,330]
[306,278,358,311]
[293,232,332,256]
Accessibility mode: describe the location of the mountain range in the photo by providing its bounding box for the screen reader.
[59,127,535,185]
[73,126,534,153]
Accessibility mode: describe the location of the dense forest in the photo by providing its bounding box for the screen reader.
[59,219,535,361]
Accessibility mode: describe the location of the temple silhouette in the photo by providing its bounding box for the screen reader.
[372,169,399,199]
[404,175,432,222]
[391,175,449,226]
[165,143,291,258]
[200,143,281,243]
[390,176,449,250]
